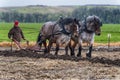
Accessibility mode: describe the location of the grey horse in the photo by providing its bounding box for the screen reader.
[37,17,79,55]
[69,15,102,59]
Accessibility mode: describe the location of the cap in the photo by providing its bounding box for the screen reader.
[14,20,19,26]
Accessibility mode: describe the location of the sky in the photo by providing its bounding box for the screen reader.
[0,0,120,7]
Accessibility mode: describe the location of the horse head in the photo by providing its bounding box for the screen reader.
[71,18,80,38]
[86,15,102,36]
[58,17,79,37]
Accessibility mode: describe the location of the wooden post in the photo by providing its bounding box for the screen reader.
[108,33,111,49]
[10,36,13,51]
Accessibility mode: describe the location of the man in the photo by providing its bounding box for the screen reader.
[8,20,25,50]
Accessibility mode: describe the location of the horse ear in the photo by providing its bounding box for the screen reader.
[93,16,96,21]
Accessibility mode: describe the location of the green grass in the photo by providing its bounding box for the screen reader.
[0,23,120,43]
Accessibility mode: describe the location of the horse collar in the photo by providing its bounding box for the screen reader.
[60,30,71,35]
[58,23,71,35]
[83,20,94,33]
[85,29,94,33]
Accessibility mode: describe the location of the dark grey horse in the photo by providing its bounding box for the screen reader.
[69,15,102,58]
[37,17,79,55]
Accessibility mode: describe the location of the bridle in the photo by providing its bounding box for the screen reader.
[82,16,102,34]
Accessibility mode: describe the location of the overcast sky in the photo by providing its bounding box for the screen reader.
[0,0,120,7]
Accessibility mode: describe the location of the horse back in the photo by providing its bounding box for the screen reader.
[40,21,56,37]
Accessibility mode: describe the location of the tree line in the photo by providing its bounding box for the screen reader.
[0,6,120,23]
[72,6,120,23]
[0,11,67,23]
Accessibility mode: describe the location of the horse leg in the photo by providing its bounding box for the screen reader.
[37,42,42,50]
[77,45,82,57]
[77,38,82,57]
[55,44,59,55]
[86,45,92,59]
[46,41,53,54]
[70,47,75,56]
[43,41,47,53]
[69,41,76,56]
[65,45,69,56]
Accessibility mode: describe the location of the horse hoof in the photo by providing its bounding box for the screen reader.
[86,57,91,60]
[71,54,75,57]
[86,53,91,59]
[44,50,49,54]
[44,51,46,53]
[70,53,75,56]
[65,53,69,56]
[77,54,81,57]
[55,53,58,56]
[44,52,48,55]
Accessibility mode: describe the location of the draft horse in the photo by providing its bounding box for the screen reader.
[69,15,102,58]
[37,17,79,55]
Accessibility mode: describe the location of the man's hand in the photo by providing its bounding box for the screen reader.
[10,38,14,41]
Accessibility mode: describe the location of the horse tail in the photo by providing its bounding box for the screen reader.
[37,32,42,43]
[37,24,45,45]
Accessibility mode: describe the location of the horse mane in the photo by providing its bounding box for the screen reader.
[86,15,102,26]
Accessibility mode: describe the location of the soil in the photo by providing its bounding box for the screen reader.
[0,47,120,80]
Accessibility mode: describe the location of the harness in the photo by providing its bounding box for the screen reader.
[37,18,75,44]
[39,21,71,41]
[58,18,75,35]
[79,19,94,34]
[50,21,72,39]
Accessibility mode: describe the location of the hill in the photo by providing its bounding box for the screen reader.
[0,4,120,14]
[0,5,77,14]
[0,5,120,14]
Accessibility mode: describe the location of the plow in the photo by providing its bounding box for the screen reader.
[14,42,120,52]
[6,39,120,52]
